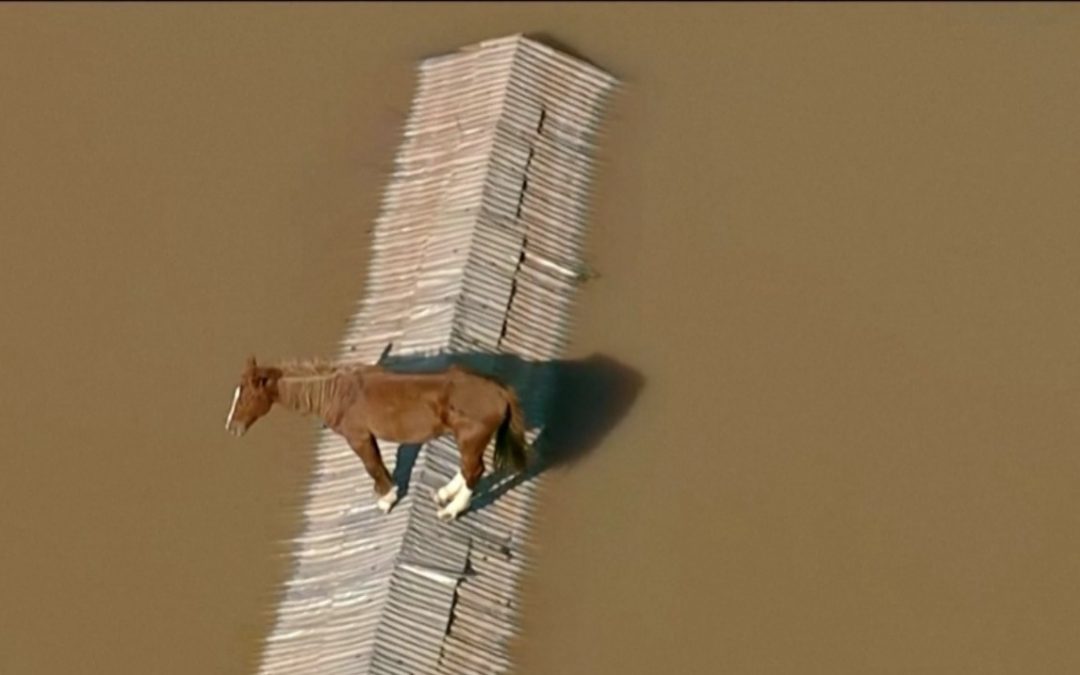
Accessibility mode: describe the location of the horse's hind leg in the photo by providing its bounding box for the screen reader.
[348,432,398,514]
[437,423,493,522]
[435,471,465,507]
[433,407,467,507]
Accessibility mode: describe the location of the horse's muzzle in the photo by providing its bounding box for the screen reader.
[226,422,247,437]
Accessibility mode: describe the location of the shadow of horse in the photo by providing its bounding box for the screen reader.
[375,349,645,512]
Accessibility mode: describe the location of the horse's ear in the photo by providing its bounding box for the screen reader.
[246,355,257,371]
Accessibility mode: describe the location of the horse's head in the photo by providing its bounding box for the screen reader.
[225,356,282,437]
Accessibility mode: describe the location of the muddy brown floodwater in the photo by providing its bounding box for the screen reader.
[3,4,1080,675]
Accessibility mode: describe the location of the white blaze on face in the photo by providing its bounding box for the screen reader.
[225,385,241,430]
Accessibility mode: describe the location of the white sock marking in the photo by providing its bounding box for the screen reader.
[377,485,399,514]
[225,386,240,430]
[436,471,465,505]
[437,484,473,521]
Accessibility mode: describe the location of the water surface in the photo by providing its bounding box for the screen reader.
[3,5,1080,674]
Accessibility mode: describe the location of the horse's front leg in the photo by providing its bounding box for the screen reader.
[347,432,398,514]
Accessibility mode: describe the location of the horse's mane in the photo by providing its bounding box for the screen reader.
[273,358,365,420]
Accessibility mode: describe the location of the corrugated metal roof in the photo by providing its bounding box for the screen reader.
[257,34,617,674]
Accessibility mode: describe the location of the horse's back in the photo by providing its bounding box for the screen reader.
[362,368,447,399]
[364,363,507,411]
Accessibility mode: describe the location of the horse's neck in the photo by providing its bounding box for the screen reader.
[275,371,342,423]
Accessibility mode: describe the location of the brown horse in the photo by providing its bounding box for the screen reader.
[225,356,529,521]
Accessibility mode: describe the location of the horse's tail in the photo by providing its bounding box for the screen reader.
[494,386,529,474]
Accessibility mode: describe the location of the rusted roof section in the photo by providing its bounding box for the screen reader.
[257,34,616,674]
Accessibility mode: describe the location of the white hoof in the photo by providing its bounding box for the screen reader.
[376,485,398,514]
[436,485,472,523]
[436,471,464,506]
